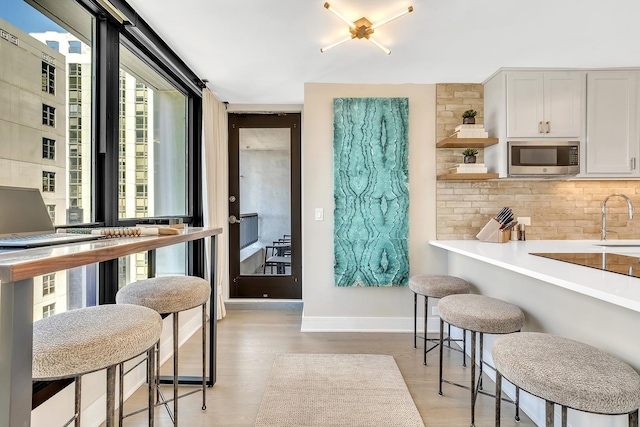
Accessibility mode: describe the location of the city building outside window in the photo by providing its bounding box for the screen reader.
[46,204,55,222]
[42,104,55,126]
[41,61,54,94]
[42,273,55,296]
[42,171,55,192]
[45,40,58,51]
[42,302,56,318]
[68,40,81,54]
[42,138,55,159]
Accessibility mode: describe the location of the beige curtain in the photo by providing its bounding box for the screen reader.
[202,88,228,320]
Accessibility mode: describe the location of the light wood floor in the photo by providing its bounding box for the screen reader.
[121,310,536,427]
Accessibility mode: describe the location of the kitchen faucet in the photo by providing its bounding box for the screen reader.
[601,193,634,240]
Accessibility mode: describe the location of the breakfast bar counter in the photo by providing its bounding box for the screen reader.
[430,239,640,426]
[429,239,640,313]
[0,226,222,427]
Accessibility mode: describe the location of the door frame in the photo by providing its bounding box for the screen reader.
[227,113,302,298]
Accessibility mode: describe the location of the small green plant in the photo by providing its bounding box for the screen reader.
[462,109,477,118]
[462,148,478,156]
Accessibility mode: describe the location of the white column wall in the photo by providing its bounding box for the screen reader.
[301,83,447,332]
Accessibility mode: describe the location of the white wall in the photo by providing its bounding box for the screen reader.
[301,83,447,332]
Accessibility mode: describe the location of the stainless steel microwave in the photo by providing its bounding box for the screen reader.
[508,141,579,176]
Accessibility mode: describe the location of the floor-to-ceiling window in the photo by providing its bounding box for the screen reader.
[1,0,205,408]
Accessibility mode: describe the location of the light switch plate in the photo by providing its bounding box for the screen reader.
[315,208,324,221]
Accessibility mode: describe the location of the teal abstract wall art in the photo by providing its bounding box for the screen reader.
[333,97,409,287]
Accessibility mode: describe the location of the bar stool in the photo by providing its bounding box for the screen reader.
[408,274,470,365]
[116,275,211,426]
[493,332,640,427]
[437,294,524,427]
[32,304,162,427]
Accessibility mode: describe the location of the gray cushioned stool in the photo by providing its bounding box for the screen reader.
[493,332,640,427]
[116,276,211,426]
[437,294,524,427]
[408,274,470,365]
[33,304,162,427]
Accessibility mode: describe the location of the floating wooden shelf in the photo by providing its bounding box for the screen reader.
[437,173,499,181]
[436,137,499,148]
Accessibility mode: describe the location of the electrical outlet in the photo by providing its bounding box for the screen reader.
[432,306,439,316]
[517,216,531,226]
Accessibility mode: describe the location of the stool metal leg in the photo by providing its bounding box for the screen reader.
[173,311,179,426]
[463,329,467,367]
[545,401,554,427]
[423,296,429,365]
[148,345,156,427]
[470,331,476,427]
[74,377,81,427]
[630,409,639,427]
[478,333,484,391]
[106,365,116,427]
[201,304,207,410]
[413,293,417,349]
[438,318,444,395]
[495,370,502,427]
[561,406,567,427]
[515,386,520,421]
[118,363,124,427]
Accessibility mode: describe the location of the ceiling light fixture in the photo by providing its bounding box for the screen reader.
[321,2,413,55]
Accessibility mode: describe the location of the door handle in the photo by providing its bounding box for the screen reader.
[229,215,243,224]
[538,122,543,134]
[545,121,550,133]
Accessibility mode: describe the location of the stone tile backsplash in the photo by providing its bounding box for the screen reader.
[435,84,640,240]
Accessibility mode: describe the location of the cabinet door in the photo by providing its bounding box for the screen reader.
[543,72,583,138]
[506,72,544,138]
[585,71,638,175]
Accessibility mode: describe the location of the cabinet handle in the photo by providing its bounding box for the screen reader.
[538,122,543,134]
[545,121,551,133]
[632,158,637,170]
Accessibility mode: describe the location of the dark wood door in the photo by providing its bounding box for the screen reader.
[227,113,301,298]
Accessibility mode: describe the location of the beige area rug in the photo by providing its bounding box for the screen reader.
[255,353,425,427]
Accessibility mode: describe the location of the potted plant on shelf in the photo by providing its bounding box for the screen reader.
[462,148,478,164]
[462,109,477,124]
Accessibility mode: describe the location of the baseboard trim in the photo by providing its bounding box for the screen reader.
[225,300,303,310]
[300,315,441,333]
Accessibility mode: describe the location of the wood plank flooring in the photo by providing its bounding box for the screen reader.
[121,310,536,427]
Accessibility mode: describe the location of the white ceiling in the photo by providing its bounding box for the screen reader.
[125,0,640,105]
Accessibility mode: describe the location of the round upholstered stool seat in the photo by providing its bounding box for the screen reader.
[116,276,211,426]
[115,275,210,314]
[33,304,162,380]
[408,274,470,298]
[493,332,640,425]
[408,275,470,365]
[437,294,525,427]
[33,304,162,427]
[438,294,524,334]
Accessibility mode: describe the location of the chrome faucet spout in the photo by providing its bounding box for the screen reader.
[601,193,634,240]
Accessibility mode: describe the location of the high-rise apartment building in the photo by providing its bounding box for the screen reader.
[0,18,69,319]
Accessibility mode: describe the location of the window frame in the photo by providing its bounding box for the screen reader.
[17,0,207,409]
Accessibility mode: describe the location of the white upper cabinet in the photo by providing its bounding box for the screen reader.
[585,71,638,176]
[506,71,583,138]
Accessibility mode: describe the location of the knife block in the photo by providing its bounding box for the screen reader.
[476,218,510,243]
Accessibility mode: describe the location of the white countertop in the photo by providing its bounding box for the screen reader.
[429,239,640,313]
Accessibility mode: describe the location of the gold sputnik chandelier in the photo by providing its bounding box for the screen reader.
[321,2,414,55]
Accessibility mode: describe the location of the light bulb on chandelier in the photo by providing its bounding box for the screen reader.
[320,2,413,55]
